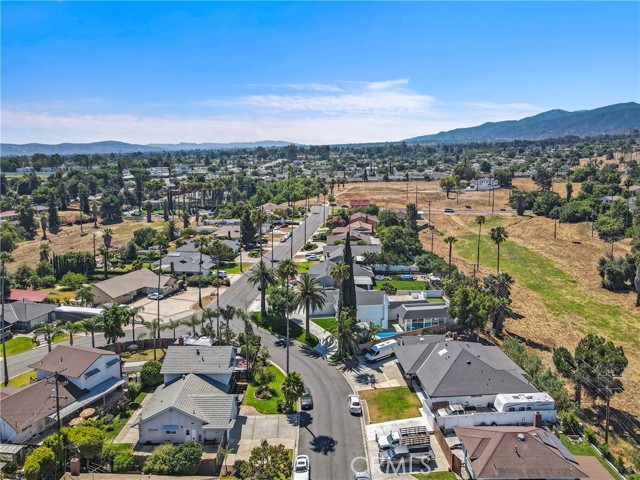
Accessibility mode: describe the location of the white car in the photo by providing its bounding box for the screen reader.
[348,394,362,415]
[293,455,310,480]
[147,292,164,300]
[305,254,320,261]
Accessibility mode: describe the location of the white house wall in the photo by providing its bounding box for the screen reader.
[436,409,557,430]
[139,408,205,444]
[357,303,388,329]
[35,355,120,391]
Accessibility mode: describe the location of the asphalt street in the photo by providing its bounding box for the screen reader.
[3,204,367,480]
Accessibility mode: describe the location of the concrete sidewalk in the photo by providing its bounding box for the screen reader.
[291,314,337,357]
[113,393,152,444]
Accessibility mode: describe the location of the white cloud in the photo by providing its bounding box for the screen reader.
[1,79,547,144]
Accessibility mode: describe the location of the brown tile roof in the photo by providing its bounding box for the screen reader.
[92,268,173,299]
[455,426,588,479]
[575,455,614,479]
[0,379,85,432]
[28,345,117,379]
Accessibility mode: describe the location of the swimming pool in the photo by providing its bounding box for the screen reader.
[375,331,400,340]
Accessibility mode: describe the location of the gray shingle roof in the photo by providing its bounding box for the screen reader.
[4,301,56,325]
[161,346,236,376]
[355,289,386,306]
[92,268,174,299]
[398,304,449,320]
[140,374,236,429]
[156,252,215,274]
[394,339,537,397]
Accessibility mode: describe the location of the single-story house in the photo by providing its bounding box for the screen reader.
[393,336,537,409]
[326,232,380,246]
[350,200,371,209]
[3,301,56,333]
[137,374,237,445]
[454,426,591,479]
[212,225,241,240]
[91,268,179,305]
[8,289,50,303]
[0,211,18,222]
[323,244,382,263]
[160,346,237,388]
[308,260,374,289]
[311,287,389,329]
[388,291,452,332]
[178,239,241,256]
[332,221,375,235]
[349,212,378,225]
[155,252,215,276]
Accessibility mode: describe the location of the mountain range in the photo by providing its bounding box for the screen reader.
[0,140,292,156]
[1,102,638,156]
[404,102,640,143]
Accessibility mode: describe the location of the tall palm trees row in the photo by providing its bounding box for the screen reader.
[445,224,509,274]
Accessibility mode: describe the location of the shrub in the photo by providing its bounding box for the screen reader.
[113,451,135,472]
[59,271,87,290]
[584,428,597,445]
[559,410,580,434]
[142,443,173,475]
[140,360,163,388]
[36,275,57,289]
[170,441,202,475]
[67,426,104,463]
[380,282,397,295]
[24,446,56,480]
[127,381,142,402]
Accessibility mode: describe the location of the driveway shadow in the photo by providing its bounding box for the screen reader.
[310,435,338,455]
[226,415,248,451]
[288,411,314,428]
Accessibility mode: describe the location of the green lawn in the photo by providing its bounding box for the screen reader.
[453,215,640,349]
[253,312,319,347]
[559,434,623,479]
[244,365,285,414]
[413,473,459,480]
[373,280,428,291]
[295,261,320,272]
[121,348,165,362]
[359,386,422,423]
[312,317,337,331]
[220,262,255,274]
[2,337,35,356]
[2,370,37,387]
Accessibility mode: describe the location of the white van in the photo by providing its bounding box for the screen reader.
[365,339,398,363]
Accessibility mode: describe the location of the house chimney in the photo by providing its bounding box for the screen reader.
[533,411,542,428]
[178,336,184,346]
[170,261,175,273]
[452,332,458,341]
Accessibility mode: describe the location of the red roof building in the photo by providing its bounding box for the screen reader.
[350,199,371,208]
[8,289,50,303]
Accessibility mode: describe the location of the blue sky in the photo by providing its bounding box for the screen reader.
[2,2,638,144]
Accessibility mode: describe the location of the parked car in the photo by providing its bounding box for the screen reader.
[348,394,362,415]
[354,472,371,480]
[437,404,465,417]
[147,292,164,300]
[428,274,441,283]
[280,236,288,243]
[398,274,414,280]
[305,254,320,261]
[365,339,398,363]
[293,455,310,480]
[374,275,389,281]
[378,445,432,468]
[217,271,228,278]
[301,387,314,410]
[444,207,455,213]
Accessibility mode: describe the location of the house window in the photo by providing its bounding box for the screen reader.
[185,429,190,436]
[163,425,178,435]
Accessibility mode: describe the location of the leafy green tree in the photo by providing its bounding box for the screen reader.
[532,163,554,191]
[133,227,158,249]
[574,334,628,401]
[24,446,56,480]
[405,202,419,232]
[238,440,292,480]
[39,243,50,261]
[439,176,457,198]
[240,210,258,248]
[293,274,326,341]
[142,443,173,475]
[448,286,497,339]
[140,360,163,388]
[60,271,87,290]
[165,219,177,242]
[67,426,104,466]
[169,441,202,475]
[47,192,60,234]
[113,450,135,473]
[99,194,123,223]
[341,233,357,313]
[100,303,130,344]
[13,262,34,289]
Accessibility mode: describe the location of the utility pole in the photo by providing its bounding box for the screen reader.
[49,369,68,434]
[428,201,432,227]
[415,186,418,207]
[554,219,557,239]
[431,228,435,253]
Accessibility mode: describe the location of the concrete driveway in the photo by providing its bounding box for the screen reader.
[129,286,219,324]
[225,409,298,464]
[340,356,406,392]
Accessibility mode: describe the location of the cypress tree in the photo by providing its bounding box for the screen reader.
[341,232,357,314]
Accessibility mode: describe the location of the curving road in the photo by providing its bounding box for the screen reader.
[3,204,366,480]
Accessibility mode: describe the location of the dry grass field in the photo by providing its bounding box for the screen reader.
[337,176,640,454]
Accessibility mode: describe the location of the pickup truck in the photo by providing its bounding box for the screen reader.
[378,445,432,468]
[436,404,465,417]
[377,426,429,450]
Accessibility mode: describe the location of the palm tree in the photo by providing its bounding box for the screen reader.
[102,228,113,249]
[34,321,64,352]
[281,372,305,412]
[1,252,15,386]
[293,274,326,341]
[483,272,515,335]
[126,305,145,343]
[251,208,269,253]
[82,316,104,348]
[475,215,485,269]
[444,236,457,275]
[489,226,509,273]
[219,305,237,345]
[99,246,109,279]
[61,321,86,346]
[165,219,177,242]
[39,242,50,261]
[201,307,217,331]
[183,314,201,337]
[330,261,350,314]
[143,319,165,361]
[194,236,210,310]
[209,240,228,338]
[218,445,234,475]
[275,258,298,285]
[76,286,95,307]
[166,318,184,339]
[247,260,276,317]
[330,308,358,359]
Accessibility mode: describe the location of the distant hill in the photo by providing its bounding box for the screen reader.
[0,140,294,156]
[147,140,293,151]
[404,102,640,143]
